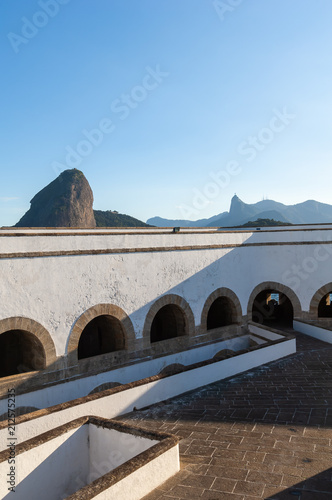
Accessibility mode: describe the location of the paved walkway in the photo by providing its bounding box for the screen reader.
[118,332,332,499]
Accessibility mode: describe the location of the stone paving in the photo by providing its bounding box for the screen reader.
[118,332,332,499]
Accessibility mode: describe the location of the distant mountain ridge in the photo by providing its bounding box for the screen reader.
[15,170,332,229]
[147,213,227,228]
[147,195,332,227]
[94,210,150,228]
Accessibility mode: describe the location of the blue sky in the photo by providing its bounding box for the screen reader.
[1,0,332,226]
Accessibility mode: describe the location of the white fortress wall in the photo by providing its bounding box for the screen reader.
[1,226,332,354]
[0,225,332,421]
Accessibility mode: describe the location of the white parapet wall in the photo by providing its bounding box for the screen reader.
[294,320,332,344]
[247,323,286,341]
[0,335,250,416]
[0,416,180,500]
[0,333,295,451]
[91,446,180,500]
[1,425,89,499]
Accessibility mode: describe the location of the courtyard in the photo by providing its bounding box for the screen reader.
[118,331,332,499]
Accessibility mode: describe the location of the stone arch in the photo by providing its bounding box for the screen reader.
[247,281,302,326]
[159,363,185,376]
[88,382,123,395]
[0,317,56,377]
[201,288,242,330]
[67,304,135,363]
[143,294,195,344]
[309,283,332,318]
[213,349,235,360]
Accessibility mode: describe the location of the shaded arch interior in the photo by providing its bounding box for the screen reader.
[201,288,242,331]
[68,304,135,363]
[252,289,293,327]
[247,282,301,327]
[150,304,186,343]
[308,284,332,319]
[78,314,126,360]
[0,329,45,378]
[317,291,332,318]
[207,296,237,330]
[143,294,195,345]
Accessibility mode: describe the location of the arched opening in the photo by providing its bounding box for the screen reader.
[207,297,236,330]
[68,304,134,364]
[213,349,235,360]
[318,292,332,318]
[77,315,125,360]
[252,290,293,327]
[150,304,186,343]
[0,330,45,378]
[158,363,185,376]
[201,288,242,333]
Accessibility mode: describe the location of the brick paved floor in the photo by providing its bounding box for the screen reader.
[118,332,332,499]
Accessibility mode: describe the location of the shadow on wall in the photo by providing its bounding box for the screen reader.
[2,427,89,500]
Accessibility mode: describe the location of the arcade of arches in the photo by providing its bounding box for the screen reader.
[1,282,331,380]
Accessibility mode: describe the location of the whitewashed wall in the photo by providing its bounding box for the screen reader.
[0,421,172,500]
[1,226,332,357]
[0,426,89,500]
[89,426,158,482]
[294,320,332,344]
[92,446,180,500]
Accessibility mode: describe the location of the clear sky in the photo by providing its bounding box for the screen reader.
[1,0,332,226]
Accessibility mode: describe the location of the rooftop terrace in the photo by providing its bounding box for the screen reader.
[118,331,332,500]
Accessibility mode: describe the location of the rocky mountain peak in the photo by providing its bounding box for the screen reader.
[15,169,96,228]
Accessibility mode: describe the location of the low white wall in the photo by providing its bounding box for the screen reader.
[0,419,176,500]
[0,337,295,452]
[294,320,332,344]
[0,336,249,415]
[92,445,180,500]
[0,426,89,500]
[89,425,158,482]
[249,334,266,345]
[248,323,284,341]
